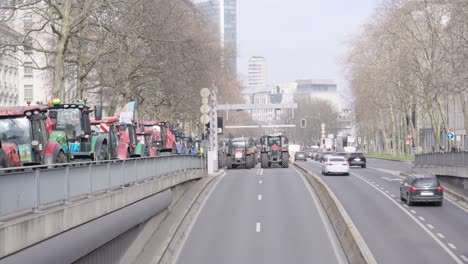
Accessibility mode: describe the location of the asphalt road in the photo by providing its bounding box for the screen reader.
[300,158,468,264]
[176,164,345,264]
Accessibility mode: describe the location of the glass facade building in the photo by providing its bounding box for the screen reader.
[193,0,237,76]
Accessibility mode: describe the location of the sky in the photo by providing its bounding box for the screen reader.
[236,0,380,101]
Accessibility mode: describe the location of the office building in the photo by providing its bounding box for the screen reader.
[247,56,267,92]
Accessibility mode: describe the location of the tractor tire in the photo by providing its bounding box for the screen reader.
[281,152,289,168]
[97,144,108,161]
[55,151,67,164]
[227,155,233,169]
[0,151,10,168]
[246,154,254,169]
[261,153,269,168]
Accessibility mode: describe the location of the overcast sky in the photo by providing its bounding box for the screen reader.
[237,0,380,97]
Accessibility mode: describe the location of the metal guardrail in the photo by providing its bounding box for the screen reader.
[415,152,468,167]
[0,155,203,218]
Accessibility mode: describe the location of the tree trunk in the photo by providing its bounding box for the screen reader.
[107,92,120,116]
[52,0,73,99]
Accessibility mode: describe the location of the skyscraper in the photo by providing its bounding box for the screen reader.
[247,56,267,91]
[193,0,237,76]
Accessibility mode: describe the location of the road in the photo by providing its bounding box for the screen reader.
[176,164,346,264]
[300,158,468,264]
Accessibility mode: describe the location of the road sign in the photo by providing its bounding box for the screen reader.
[200,104,210,114]
[200,88,210,98]
[200,114,209,124]
[447,132,455,140]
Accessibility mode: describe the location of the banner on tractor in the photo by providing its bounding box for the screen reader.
[120,101,135,124]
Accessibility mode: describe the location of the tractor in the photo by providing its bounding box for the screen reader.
[260,135,289,168]
[46,98,108,161]
[0,106,66,168]
[117,122,148,157]
[137,129,157,157]
[226,138,255,169]
[139,121,177,154]
[91,116,131,160]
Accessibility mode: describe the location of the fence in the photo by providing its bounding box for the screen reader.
[0,155,203,218]
[414,152,468,167]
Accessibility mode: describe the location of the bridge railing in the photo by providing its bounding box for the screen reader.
[0,155,203,218]
[414,152,468,167]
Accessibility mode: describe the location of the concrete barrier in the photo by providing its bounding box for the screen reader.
[294,163,377,264]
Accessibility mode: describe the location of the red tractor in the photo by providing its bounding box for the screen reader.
[139,121,177,154]
[91,117,130,160]
[0,106,67,168]
[136,130,157,157]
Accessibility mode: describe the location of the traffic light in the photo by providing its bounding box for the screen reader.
[300,118,306,128]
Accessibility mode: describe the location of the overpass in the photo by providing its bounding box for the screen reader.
[0,155,205,264]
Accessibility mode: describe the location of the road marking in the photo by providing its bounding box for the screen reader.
[403,204,409,208]
[256,169,260,175]
[260,169,264,175]
[448,243,457,250]
[259,180,262,184]
[461,255,468,262]
[381,176,403,181]
[437,233,445,239]
[418,216,425,221]
[256,222,261,232]
[258,195,262,200]
[427,224,435,229]
[380,187,385,190]
[391,194,396,198]
[385,190,390,193]
[410,210,416,214]
[352,173,464,264]
[375,184,380,187]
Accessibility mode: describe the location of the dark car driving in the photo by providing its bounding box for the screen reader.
[348,152,366,168]
[400,172,443,206]
[295,151,307,161]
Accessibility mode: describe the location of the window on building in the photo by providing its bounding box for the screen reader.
[23,12,33,30]
[24,85,33,100]
[24,62,33,77]
[23,37,33,54]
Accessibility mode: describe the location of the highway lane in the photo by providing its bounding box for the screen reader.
[176,165,345,264]
[300,159,468,264]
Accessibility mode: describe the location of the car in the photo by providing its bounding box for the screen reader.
[320,151,333,163]
[322,156,349,175]
[295,151,307,161]
[400,172,443,206]
[348,152,366,168]
[334,152,348,158]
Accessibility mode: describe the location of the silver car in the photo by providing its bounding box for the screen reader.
[321,156,350,176]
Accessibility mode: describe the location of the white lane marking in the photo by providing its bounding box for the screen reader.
[258,195,262,200]
[418,216,425,221]
[403,204,409,208]
[352,173,464,264]
[427,224,435,229]
[256,222,261,232]
[385,190,390,193]
[449,243,457,250]
[437,233,445,239]
[391,194,396,198]
[380,187,385,190]
[381,176,403,181]
[260,168,264,175]
[410,210,417,214]
[259,180,262,184]
[376,184,380,187]
[256,169,260,175]
[460,255,468,262]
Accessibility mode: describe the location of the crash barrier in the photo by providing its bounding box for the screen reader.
[0,155,203,218]
[415,151,468,167]
[294,163,377,264]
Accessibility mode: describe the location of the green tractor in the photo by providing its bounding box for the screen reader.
[226,138,256,169]
[46,99,108,161]
[260,135,289,168]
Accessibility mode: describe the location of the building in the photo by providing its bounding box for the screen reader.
[0,24,20,107]
[295,79,341,110]
[247,56,267,92]
[193,0,237,75]
[1,1,51,105]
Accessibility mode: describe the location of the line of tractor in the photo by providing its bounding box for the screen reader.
[0,99,186,169]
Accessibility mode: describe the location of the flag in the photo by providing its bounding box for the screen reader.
[119,101,135,124]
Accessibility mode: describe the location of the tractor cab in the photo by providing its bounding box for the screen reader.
[118,122,147,157]
[226,137,255,169]
[136,129,157,157]
[91,117,121,160]
[139,121,177,153]
[260,135,289,168]
[46,99,98,161]
[0,106,65,167]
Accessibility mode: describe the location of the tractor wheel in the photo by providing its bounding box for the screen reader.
[0,151,10,168]
[246,154,253,169]
[227,155,233,169]
[55,151,67,164]
[97,144,108,161]
[281,152,289,168]
[261,153,268,168]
